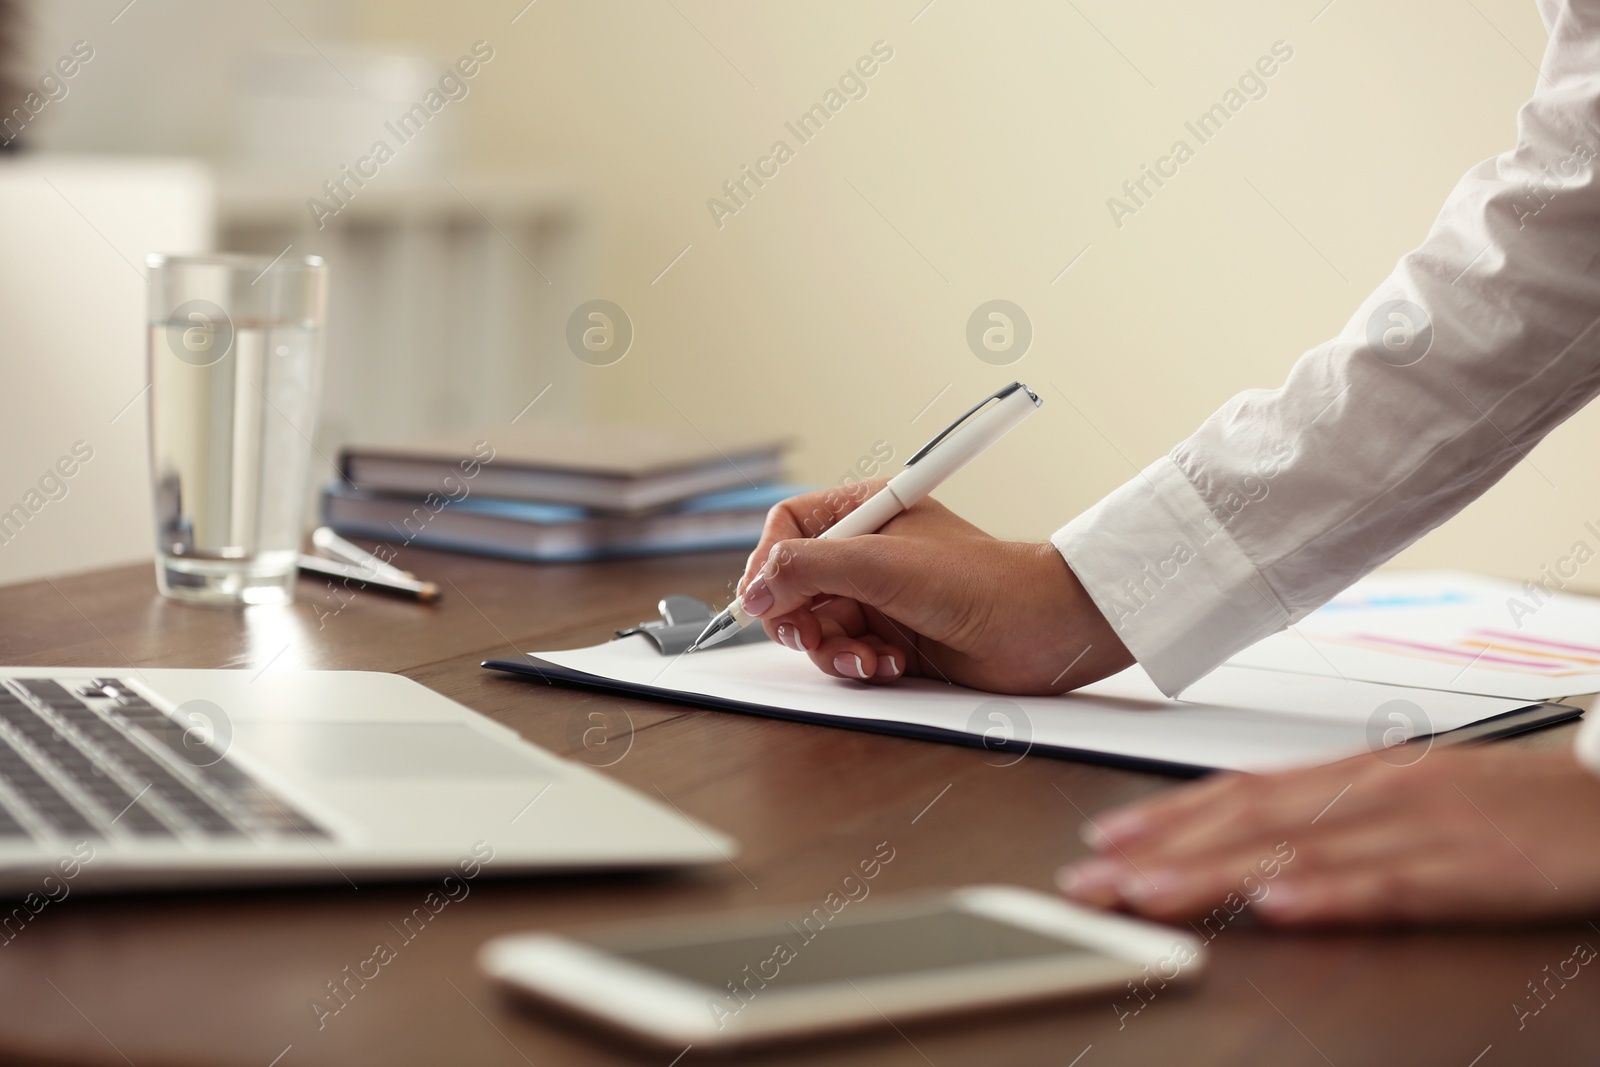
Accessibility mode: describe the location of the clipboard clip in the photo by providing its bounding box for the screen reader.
[617,595,771,655]
[904,381,1040,466]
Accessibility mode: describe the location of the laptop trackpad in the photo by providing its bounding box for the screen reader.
[237,723,557,781]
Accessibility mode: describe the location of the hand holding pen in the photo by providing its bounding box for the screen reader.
[691,383,1134,695]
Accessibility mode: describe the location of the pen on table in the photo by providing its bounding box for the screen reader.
[312,526,417,583]
[297,553,441,603]
[686,381,1042,653]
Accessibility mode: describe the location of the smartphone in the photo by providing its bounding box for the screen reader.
[479,885,1205,1048]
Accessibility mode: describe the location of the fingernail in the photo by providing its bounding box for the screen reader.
[776,623,802,651]
[1093,809,1146,845]
[1254,881,1302,917]
[743,577,773,617]
[834,652,867,679]
[1056,859,1124,896]
[875,655,900,678]
[1118,869,1179,903]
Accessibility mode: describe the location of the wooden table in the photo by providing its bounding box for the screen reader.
[0,548,1594,1067]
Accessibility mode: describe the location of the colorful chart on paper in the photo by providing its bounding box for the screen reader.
[1227,572,1600,700]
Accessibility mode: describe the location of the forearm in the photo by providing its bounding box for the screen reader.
[1059,1,1600,694]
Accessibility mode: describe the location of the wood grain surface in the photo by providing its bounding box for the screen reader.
[0,547,1593,1067]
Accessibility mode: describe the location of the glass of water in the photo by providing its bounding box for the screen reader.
[146,253,328,605]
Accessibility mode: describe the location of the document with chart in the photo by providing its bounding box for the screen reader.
[1224,571,1600,700]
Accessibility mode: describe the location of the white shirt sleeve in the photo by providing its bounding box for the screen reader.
[1054,0,1600,697]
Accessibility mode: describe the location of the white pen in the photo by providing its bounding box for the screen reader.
[312,526,416,584]
[686,381,1043,653]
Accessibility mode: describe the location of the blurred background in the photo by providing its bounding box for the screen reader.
[2,0,1593,592]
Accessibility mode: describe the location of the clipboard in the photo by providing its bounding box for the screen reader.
[482,597,1583,777]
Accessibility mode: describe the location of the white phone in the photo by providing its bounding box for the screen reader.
[479,885,1205,1048]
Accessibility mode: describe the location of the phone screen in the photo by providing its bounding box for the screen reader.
[588,909,1096,992]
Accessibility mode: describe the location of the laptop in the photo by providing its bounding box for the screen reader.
[0,667,733,893]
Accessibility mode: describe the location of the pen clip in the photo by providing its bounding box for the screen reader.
[904,382,1039,466]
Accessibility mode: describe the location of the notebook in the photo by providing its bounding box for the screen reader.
[340,424,789,513]
[324,482,807,563]
[483,635,1571,776]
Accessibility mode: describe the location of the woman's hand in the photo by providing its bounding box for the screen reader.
[1057,743,1600,925]
[735,480,1132,695]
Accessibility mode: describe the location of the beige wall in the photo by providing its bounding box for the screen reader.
[351,0,1595,590]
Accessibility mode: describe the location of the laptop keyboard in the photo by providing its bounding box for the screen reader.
[0,677,326,845]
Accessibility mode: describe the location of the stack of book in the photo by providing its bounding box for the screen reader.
[322,424,799,563]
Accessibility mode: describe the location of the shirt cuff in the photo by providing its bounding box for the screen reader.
[1051,457,1292,697]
